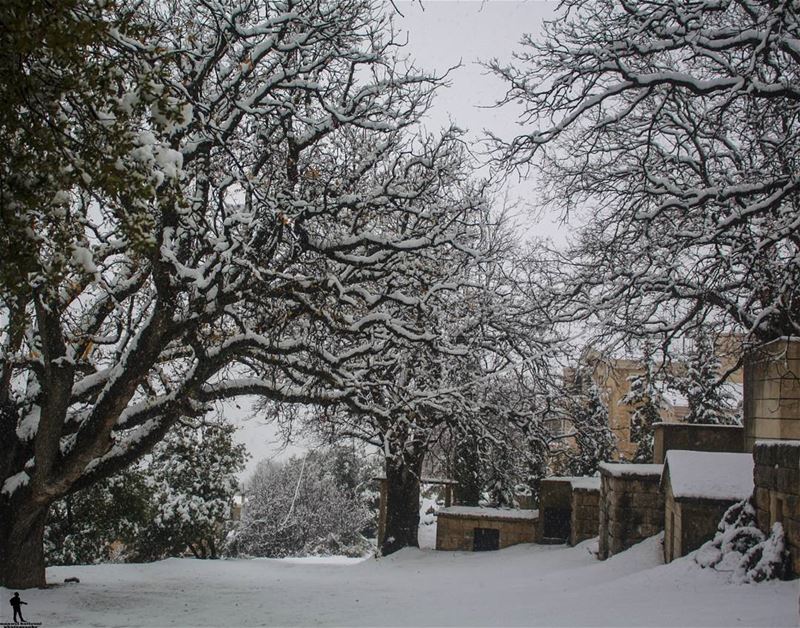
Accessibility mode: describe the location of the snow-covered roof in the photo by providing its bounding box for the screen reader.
[662,450,753,502]
[755,439,800,449]
[372,475,458,484]
[599,462,663,478]
[570,477,601,491]
[437,506,538,521]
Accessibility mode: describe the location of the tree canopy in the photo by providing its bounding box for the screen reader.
[0,0,501,587]
[491,0,800,348]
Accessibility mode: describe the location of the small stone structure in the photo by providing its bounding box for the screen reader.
[752,440,800,576]
[660,450,754,563]
[435,506,538,551]
[743,338,800,450]
[597,463,664,560]
[537,477,575,543]
[569,477,601,546]
[652,423,744,464]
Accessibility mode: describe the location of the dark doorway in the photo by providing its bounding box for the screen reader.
[473,527,500,551]
[542,507,571,542]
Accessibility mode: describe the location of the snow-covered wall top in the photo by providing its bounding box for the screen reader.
[570,477,601,491]
[662,450,753,501]
[652,422,743,429]
[437,506,539,521]
[754,439,800,449]
[599,463,663,478]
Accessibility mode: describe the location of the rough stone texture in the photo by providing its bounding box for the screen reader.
[570,486,600,546]
[752,441,800,577]
[435,512,537,551]
[652,423,745,464]
[537,478,574,542]
[598,465,664,560]
[662,474,738,563]
[744,339,800,451]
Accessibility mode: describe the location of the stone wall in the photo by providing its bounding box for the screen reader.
[598,464,664,560]
[744,339,800,450]
[752,441,800,576]
[653,423,744,464]
[570,482,600,546]
[436,511,537,551]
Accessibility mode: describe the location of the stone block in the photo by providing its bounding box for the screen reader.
[637,523,663,538]
[630,493,664,510]
[755,487,771,511]
[790,546,800,578]
[753,464,776,490]
[783,517,800,547]
[784,495,800,519]
[776,468,800,494]
[753,446,774,467]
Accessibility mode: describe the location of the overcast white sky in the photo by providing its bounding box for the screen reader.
[234,1,558,481]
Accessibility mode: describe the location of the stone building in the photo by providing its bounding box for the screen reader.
[660,450,753,563]
[752,440,800,575]
[652,422,744,464]
[562,340,743,461]
[743,339,800,449]
[435,506,538,551]
[597,463,664,560]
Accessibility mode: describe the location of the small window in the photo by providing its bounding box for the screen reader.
[473,527,500,551]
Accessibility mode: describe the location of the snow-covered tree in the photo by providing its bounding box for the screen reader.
[621,351,665,463]
[675,331,739,425]
[293,233,558,554]
[138,421,248,560]
[232,446,377,558]
[0,0,498,587]
[571,382,615,476]
[490,0,800,348]
[556,369,616,477]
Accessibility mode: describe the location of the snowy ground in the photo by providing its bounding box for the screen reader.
[3,533,797,627]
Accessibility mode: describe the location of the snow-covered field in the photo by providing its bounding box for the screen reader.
[3,535,797,627]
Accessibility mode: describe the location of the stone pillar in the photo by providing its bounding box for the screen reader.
[652,423,745,463]
[744,338,800,451]
[752,441,800,577]
[597,464,664,559]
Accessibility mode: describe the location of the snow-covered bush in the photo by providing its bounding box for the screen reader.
[135,421,248,560]
[231,447,378,558]
[45,470,153,566]
[695,499,790,582]
[45,420,247,565]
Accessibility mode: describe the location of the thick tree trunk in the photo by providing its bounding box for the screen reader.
[381,449,424,556]
[0,501,49,588]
